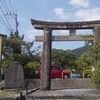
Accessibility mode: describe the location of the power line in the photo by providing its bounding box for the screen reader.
[0,15,10,30]
[0,0,15,33]
[7,0,19,33]
[5,13,19,33]
[4,13,15,32]
[0,16,9,34]
[0,24,7,34]
[0,0,19,34]
[0,0,8,13]
[0,6,12,29]
[3,0,11,14]
[8,0,15,13]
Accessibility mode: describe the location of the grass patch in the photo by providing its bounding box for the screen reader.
[0,89,22,94]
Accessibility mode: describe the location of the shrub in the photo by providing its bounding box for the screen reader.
[24,62,40,79]
[91,62,100,88]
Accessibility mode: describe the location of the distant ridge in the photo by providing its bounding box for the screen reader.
[72,45,92,58]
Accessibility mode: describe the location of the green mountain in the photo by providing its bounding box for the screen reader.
[72,45,92,58]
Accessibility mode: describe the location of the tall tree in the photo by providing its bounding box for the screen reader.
[75,48,94,76]
[2,32,41,78]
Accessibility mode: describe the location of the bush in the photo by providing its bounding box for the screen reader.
[1,59,14,74]
[91,62,100,88]
[24,62,40,79]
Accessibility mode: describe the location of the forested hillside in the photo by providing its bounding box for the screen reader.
[72,45,92,58]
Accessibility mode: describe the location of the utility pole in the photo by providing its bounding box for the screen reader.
[14,13,19,33]
[4,12,19,34]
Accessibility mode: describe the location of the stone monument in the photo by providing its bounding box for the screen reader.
[4,61,25,89]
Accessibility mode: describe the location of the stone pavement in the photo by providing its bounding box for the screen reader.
[0,88,100,100]
[25,88,100,100]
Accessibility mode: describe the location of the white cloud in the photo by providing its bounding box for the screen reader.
[69,0,89,8]
[54,8,69,20]
[75,7,100,21]
[18,17,26,21]
[25,29,43,40]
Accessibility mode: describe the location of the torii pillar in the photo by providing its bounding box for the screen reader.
[40,27,52,90]
[93,26,100,40]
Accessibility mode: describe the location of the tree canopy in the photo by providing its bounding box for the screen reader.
[52,48,77,70]
[75,47,94,76]
[2,32,41,78]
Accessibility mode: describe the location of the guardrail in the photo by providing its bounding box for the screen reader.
[82,70,92,79]
[62,70,72,79]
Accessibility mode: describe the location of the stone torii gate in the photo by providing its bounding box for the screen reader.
[31,19,100,90]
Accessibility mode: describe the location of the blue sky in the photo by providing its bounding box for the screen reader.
[0,0,100,50]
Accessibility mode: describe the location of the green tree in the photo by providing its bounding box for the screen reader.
[74,34,94,77]
[91,39,100,87]
[2,32,41,78]
[24,62,40,78]
[75,48,94,77]
[83,34,94,46]
[52,48,77,70]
